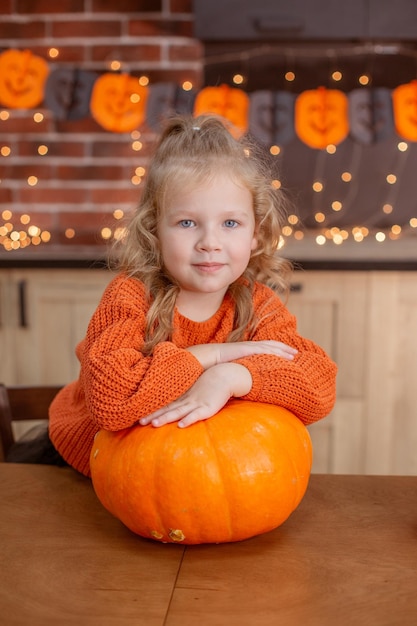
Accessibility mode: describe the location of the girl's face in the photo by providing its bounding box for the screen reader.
[158,172,257,318]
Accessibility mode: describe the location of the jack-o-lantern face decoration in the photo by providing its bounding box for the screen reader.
[0,49,49,109]
[392,80,417,141]
[349,88,393,144]
[90,72,148,133]
[45,68,96,120]
[295,86,348,149]
[193,84,249,138]
[249,90,295,146]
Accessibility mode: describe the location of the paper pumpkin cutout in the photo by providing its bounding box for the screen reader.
[45,68,96,120]
[193,84,249,137]
[249,90,295,146]
[0,49,49,109]
[392,80,417,141]
[295,86,348,149]
[90,72,148,133]
[146,82,196,131]
[349,88,393,144]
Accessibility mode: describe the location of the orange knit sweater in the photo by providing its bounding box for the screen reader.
[49,273,337,477]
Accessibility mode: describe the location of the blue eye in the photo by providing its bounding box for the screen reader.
[224,219,238,228]
[179,219,195,228]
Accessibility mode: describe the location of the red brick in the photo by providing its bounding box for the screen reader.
[91,140,137,158]
[0,20,46,39]
[129,18,194,38]
[58,212,110,229]
[0,187,13,203]
[56,164,128,181]
[46,46,86,63]
[18,188,88,204]
[169,0,193,12]
[1,164,53,180]
[0,0,13,13]
[52,20,122,38]
[92,0,161,12]
[90,188,140,204]
[169,42,203,62]
[16,0,84,13]
[18,141,85,158]
[91,44,161,63]
[54,117,106,134]
[0,114,55,134]
[6,212,57,230]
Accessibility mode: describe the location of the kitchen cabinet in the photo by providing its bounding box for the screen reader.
[289,270,417,476]
[1,267,416,475]
[0,268,112,385]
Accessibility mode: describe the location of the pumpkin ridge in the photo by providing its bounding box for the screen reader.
[203,417,234,540]
[144,425,173,540]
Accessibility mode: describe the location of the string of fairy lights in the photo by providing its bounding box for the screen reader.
[1,44,417,252]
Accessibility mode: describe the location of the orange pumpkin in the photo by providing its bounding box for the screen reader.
[295,86,348,149]
[392,80,417,141]
[193,84,249,138]
[0,49,49,109]
[90,400,312,545]
[90,72,148,133]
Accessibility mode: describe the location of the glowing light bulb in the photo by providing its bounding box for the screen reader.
[359,74,370,85]
[233,74,244,85]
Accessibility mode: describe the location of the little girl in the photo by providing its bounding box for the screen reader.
[49,115,337,477]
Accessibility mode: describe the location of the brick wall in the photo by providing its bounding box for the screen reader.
[0,0,203,254]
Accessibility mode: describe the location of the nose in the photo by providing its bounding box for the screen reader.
[196,226,221,252]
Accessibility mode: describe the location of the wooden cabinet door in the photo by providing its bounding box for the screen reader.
[288,271,369,474]
[11,269,112,385]
[364,271,417,475]
[289,270,417,476]
[0,272,15,384]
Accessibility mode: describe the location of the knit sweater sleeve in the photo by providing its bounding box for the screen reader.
[79,274,204,431]
[234,284,337,425]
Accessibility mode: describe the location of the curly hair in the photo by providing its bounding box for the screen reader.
[113,114,293,354]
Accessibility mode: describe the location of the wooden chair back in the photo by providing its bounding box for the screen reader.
[0,384,63,461]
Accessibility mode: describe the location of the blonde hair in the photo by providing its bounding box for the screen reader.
[114,115,293,354]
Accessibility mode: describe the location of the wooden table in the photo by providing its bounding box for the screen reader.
[1,464,416,626]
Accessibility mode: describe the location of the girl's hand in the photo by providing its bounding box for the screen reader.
[139,363,252,428]
[187,340,297,369]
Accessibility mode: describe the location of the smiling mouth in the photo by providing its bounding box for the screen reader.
[194,263,224,272]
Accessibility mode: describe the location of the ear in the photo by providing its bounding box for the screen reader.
[250,231,258,251]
